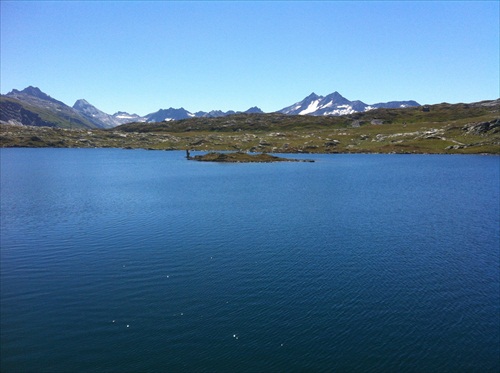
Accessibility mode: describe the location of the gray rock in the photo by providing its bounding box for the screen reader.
[463,119,500,135]
[325,140,340,147]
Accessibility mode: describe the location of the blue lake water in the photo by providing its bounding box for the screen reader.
[1,148,499,372]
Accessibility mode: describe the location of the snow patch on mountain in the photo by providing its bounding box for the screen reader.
[323,105,356,116]
[299,100,321,115]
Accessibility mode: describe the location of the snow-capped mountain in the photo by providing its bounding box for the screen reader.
[279,92,419,116]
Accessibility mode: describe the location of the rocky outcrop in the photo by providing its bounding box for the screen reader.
[463,119,500,135]
[0,100,56,127]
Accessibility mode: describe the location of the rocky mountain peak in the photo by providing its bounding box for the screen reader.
[324,91,344,100]
[322,91,351,106]
[73,99,91,109]
[19,86,47,98]
[305,92,321,100]
[8,86,65,106]
[245,106,264,114]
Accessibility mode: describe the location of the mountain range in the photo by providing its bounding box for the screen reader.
[1,86,420,129]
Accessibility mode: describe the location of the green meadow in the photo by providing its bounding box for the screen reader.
[2,100,498,154]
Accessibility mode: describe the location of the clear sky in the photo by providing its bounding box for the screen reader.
[1,1,499,115]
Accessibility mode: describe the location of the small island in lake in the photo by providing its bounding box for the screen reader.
[187,150,314,163]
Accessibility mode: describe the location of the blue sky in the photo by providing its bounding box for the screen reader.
[1,1,498,115]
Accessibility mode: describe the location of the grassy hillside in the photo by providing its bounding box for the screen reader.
[116,100,499,133]
[1,99,499,154]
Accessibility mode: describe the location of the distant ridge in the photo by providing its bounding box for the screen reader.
[2,86,421,128]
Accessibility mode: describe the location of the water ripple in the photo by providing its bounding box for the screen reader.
[1,150,499,373]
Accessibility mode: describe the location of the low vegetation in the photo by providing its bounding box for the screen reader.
[1,99,499,154]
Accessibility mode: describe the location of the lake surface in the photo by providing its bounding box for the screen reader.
[1,148,499,373]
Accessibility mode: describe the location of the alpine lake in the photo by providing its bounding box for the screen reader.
[1,148,499,372]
